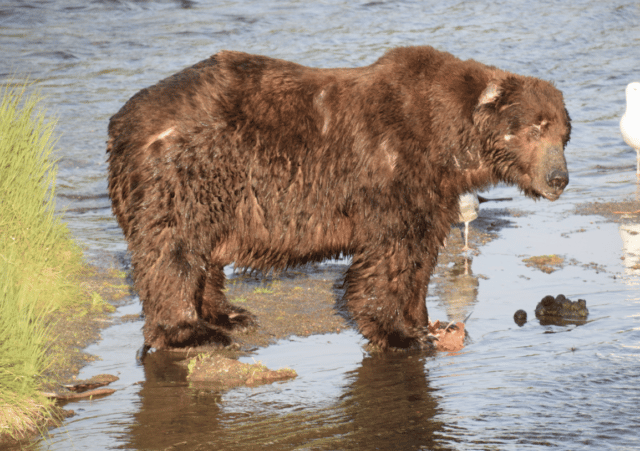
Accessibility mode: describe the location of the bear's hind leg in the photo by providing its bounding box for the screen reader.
[134,241,233,349]
[200,264,256,332]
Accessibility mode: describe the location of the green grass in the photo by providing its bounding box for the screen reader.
[252,280,281,295]
[0,81,86,440]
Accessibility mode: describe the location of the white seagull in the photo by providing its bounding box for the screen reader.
[458,192,479,251]
[620,82,640,176]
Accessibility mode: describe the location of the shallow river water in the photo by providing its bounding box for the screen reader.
[2,0,640,449]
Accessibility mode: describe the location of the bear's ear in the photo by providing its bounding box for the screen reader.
[472,80,502,129]
[478,80,502,106]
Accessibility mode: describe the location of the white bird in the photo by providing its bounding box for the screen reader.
[458,192,479,251]
[620,82,640,176]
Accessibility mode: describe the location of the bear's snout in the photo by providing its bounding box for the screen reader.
[546,168,569,191]
[529,142,569,202]
[541,167,569,201]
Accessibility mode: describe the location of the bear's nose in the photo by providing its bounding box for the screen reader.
[546,169,569,190]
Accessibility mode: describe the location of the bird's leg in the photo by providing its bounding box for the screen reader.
[462,221,472,252]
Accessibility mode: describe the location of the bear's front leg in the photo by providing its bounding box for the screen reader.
[343,247,435,350]
[200,264,256,332]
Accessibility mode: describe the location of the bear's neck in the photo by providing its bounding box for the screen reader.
[438,142,495,196]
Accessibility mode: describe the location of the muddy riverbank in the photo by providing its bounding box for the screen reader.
[0,263,131,448]
[41,264,132,395]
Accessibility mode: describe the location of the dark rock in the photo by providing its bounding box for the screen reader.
[513,309,527,326]
[535,294,588,326]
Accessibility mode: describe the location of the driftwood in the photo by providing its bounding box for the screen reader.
[42,374,118,400]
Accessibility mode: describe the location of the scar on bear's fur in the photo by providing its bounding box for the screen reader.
[107,46,570,350]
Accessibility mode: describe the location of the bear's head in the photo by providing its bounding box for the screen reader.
[473,76,571,201]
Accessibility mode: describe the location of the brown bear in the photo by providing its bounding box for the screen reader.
[107,46,570,351]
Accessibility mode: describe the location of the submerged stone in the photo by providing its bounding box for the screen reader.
[535,294,589,326]
[183,353,297,389]
[513,309,527,326]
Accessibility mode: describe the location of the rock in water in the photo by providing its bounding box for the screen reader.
[513,309,527,326]
[184,354,297,388]
[620,82,640,176]
[535,294,588,326]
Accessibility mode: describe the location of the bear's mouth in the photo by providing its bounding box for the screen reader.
[523,173,567,202]
[530,166,569,202]
[541,190,562,202]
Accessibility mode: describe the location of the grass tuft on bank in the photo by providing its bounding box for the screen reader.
[0,81,86,441]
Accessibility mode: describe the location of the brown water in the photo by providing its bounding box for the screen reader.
[2,0,640,449]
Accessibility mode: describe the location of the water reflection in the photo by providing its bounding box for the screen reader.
[432,254,480,327]
[619,222,640,281]
[124,349,451,450]
[125,352,224,450]
[337,353,448,450]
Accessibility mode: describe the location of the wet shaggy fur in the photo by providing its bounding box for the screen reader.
[107,46,571,350]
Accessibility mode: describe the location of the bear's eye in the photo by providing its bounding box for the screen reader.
[530,124,542,140]
[530,120,548,140]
